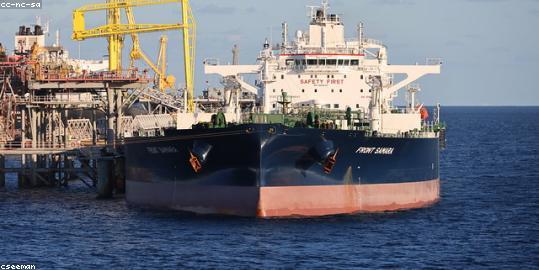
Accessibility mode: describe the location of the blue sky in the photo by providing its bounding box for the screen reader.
[0,0,537,106]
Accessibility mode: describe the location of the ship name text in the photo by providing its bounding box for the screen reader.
[356,147,394,155]
[146,146,179,154]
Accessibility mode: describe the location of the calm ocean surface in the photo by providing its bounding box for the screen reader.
[1,107,538,269]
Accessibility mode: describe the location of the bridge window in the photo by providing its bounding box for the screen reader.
[351,60,359,66]
[334,104,339,109]
[338,59,344,65]
[286,59,294,66]
[327,59,337,66]
[295,60,301,66]
[344,59,350,65]
[318,59,326,66]
[307,59,317,66]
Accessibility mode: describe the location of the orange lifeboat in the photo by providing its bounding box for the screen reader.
[420,107,429,120]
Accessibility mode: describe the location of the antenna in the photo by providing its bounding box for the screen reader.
[44,20,50,35]
[281,22,288,48]
[54,29,60,47]
[232,44,239,65]
[269,26,273,48]
[322,0,330,12]
[307,6,317,20]
[36,16,50,35]
[357,22,364,53]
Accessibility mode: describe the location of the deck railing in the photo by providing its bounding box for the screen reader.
[34,69,150,82]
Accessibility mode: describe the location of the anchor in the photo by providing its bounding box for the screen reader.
[323,148,339,174]
[189,150,203,173]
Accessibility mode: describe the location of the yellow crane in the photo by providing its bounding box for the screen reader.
[72,0,196,112]
[156,36,175,91]
[124,6,175,92]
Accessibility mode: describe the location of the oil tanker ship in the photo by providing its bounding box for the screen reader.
[123,0,445,217]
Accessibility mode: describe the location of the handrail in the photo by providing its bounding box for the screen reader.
[426,58,443,66]
[363,38,385,47]
[15,94,105,105]
[34,69,149,82]
[280,47,362,56]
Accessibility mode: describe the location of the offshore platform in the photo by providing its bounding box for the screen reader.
[0,0,196,196]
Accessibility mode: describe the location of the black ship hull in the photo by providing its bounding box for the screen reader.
[123,124,440,217]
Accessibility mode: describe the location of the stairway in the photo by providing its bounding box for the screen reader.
[134,87,184,111]
[0,118,13,143]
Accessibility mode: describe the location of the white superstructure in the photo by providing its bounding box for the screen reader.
[204,0,441,134]
[14,22,109,73]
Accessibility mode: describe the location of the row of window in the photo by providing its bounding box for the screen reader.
[275,74,364,80]
[302,104,343,109]
[286,59,361,67]
[272,89,371,93]
[273,104,364,109]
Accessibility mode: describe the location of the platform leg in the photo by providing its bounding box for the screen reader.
[97,158,114,199]
[114,156,125,194]
[0,155,5,189]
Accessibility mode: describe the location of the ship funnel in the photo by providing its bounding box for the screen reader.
[316,9,324,19]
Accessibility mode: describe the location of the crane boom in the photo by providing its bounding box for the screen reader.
[74,0,180,12]
[73,24,186,40]
[157,36,175,90]
[157,36,168,76]
[72,0,196,112]
[125,6,175,91]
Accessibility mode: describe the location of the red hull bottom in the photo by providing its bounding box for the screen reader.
[258,179,440,217]
[127,179,440,218]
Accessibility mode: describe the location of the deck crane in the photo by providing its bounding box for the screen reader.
[72,0,196,112]
[124,6,174,92]
[156,35,173,91]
